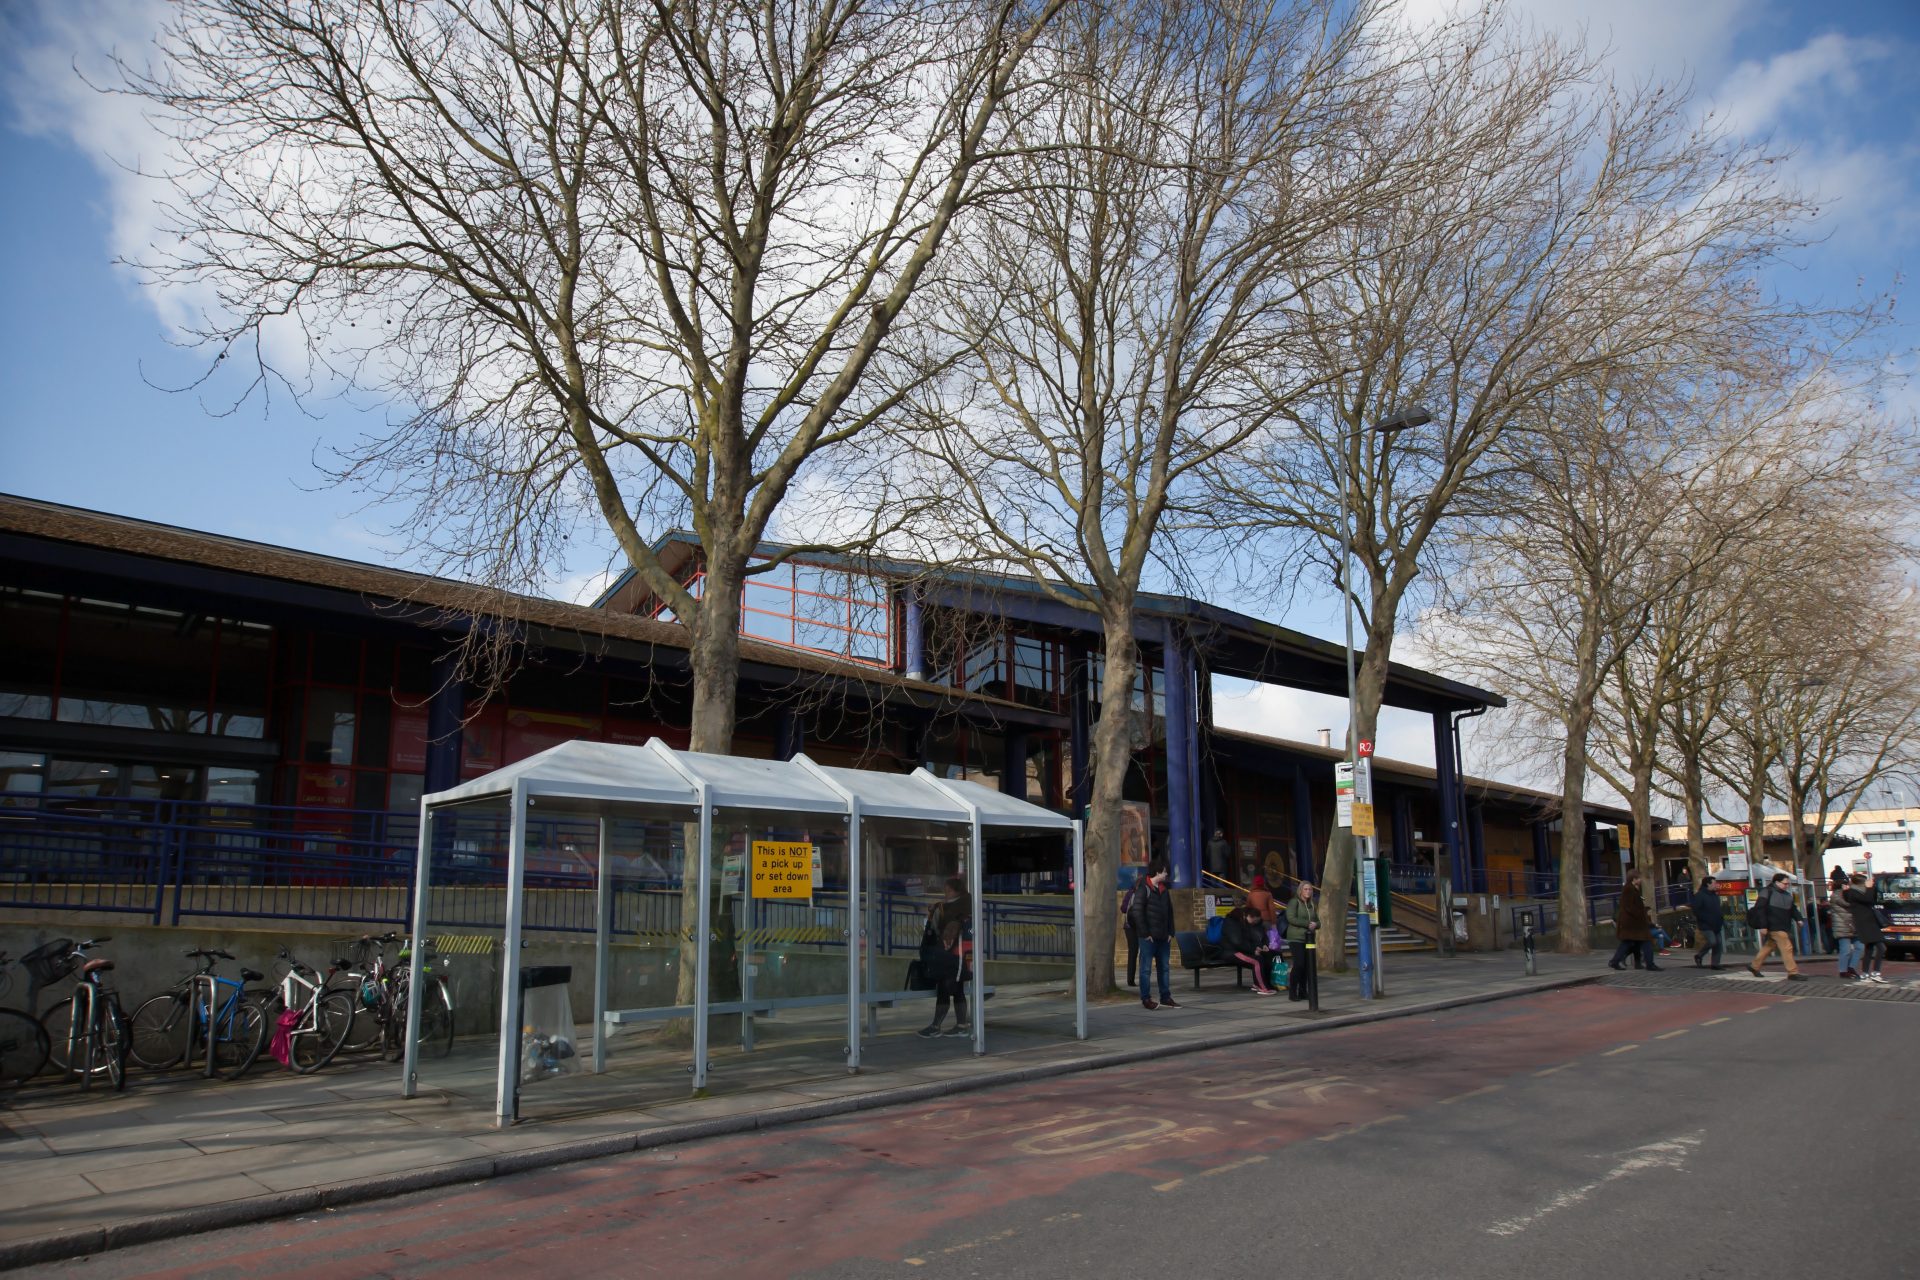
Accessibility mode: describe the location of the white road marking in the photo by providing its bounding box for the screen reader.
[1653,1029,1689,1040]
[1438,1084,1505,1105]
[1601,1044,1639,1056]
[1485,1131,1704,1237]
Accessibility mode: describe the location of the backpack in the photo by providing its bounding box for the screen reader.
[1744,897,1766,930]
[1203,915,1225,945]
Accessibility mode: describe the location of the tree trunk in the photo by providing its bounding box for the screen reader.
[1313,626,1391,972]
[1629,754,1657,911]
[1081,613,1141,1001]
[674,552,748,1020]
[1555,706,1595,953]
[1682,751,1708,885]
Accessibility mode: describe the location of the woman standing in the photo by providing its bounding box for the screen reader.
[918,876,974,1037]
[1284,882,1318,1002]
[1843,872,1888,984]
[1829,868,1859,979]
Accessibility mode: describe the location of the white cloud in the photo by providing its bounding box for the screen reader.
[1711,32,1886,135]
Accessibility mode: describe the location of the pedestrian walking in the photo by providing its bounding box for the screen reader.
[1607,870,1662,971]
[1747,872,1808,982]
[1221,904,1278,995]
[1128,859,1180,1010]
[1843,872,1888,984]
[1689,875,1726,970]
[917,876,974,1038]
[1284,881,1318,1002]
[1829,868,1860,979]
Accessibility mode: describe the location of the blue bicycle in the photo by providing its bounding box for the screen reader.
[127,949,268,1079]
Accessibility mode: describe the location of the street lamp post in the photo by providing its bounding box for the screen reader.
[1340,404,1431,1001]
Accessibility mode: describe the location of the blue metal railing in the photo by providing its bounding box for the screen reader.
[0,793,1075,959]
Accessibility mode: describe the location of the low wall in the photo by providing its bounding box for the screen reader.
[0,920,1072,1036]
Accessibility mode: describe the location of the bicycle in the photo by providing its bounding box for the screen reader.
[259,945,355,1073]
[386,937,455,1061]
[0,951,52,1088]
[36,938,128,1091]
[329,933,400,1057]
[127,949,267,1079]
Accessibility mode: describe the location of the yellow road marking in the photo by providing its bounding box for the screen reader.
[1153,1177,1186,1192]
[1702,1017,1732,1026]
[905,1260,926,1267]
[1533,1063,1574,1077]
[1602,1044,1639,1056]
[1654,1029,1690,1040]
[1438,1084,1505,1106]
[1317,1114,1406,1143]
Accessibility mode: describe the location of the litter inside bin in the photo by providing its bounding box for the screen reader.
[519,964,580,1085]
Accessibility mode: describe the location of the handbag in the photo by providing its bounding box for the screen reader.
[904,959,936,991]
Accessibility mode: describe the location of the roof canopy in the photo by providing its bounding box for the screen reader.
[424,738,1074,831]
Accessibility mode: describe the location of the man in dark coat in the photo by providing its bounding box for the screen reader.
[1607,871,1662,971]
[1747,872,1808,981]
[1688,876,1726,970]
[1127,859,1180,1010]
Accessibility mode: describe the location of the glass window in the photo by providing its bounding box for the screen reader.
[961,634,1005,695]
[0,751,46,803]
[388,773,425,813]
[357,695,392,768]
[1012,636,1062,708]
[58,598,214,733]
[302,688,357,764]
[0,588,60,720]
[206,768,262,806]
[394,646,434,697]
[47,759,120,797]
[128,765,202,801]
[310,633,361,685]
[213,620,271,738]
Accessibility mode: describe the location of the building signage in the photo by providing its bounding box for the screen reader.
[1360,857,1380,918]
[1725,834,1749,873]
[1335,760,1373,830]
[1352,802,1376,838]
[750,841,817,901]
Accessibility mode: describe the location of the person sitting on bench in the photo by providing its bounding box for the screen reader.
[1221,904,1278,995]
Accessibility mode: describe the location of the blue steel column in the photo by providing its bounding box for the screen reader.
[1532,820,1551,889]
[903,589,926,680]
[1467,801,1487,893]
[1392,790,1414,870]
[1291,765,1316,882]
[424,651,465,795]
[1068,645,1092,816]
[1002,730,1028,800]
[1162,629,1195,889]
[1433,713,1466,893]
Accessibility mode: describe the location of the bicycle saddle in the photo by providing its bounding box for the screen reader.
[80,958,114,973]
[241,968,264,982]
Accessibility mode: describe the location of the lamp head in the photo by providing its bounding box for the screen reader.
[1374,405,1433,433]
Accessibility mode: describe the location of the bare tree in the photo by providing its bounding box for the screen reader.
[894,0,1389,998]
[1208,8,1816,963]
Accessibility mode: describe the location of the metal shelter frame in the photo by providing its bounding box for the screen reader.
[401,739,1085,1127]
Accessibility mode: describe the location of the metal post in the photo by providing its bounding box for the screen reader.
[1305,934,1320,1013]
[593,816,610,1075]
[846,796,863,1073]
[1073,820,1088,1041]
[402,802,433,1098]
[692,786,713,1092]
[970,811,985,1055]
[494,783,528,1128]
[1340,427,1377,1001]
[1522,909,1538,977]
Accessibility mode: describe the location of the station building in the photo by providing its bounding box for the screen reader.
[0,494,1635,940]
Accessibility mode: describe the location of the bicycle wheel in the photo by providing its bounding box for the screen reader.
[129,993,192,1071]
[417,979,454,1059]
[0,1008,50,1086]
[289,990,355,1074]
[211,997,269,1079]
[95,999,128,1092]
[330,976,385,1054]
[40,997,90,1078]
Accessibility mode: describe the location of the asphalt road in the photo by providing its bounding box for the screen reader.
[21,981,1917,1280]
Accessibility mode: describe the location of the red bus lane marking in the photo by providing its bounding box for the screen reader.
[103,987,1768,1280]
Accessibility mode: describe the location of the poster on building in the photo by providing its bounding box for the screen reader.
[722,851,744,896]
[750,841,815,901]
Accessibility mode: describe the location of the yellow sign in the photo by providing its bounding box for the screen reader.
[750,841,816,901]
[1351,802,1376,838]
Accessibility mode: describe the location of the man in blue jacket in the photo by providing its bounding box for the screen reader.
[1688,876,1725,970]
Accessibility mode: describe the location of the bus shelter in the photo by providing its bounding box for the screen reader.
[401,739,1084,1127]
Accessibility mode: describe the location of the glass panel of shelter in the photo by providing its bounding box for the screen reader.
[408,798,700,1122]
[703,806,853,1094]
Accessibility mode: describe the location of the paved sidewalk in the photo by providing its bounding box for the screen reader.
[1,950,1594,1266]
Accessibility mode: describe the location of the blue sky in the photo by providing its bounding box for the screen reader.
[2,0,1917,772]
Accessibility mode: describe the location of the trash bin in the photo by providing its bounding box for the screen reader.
[518,965,579,1086]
